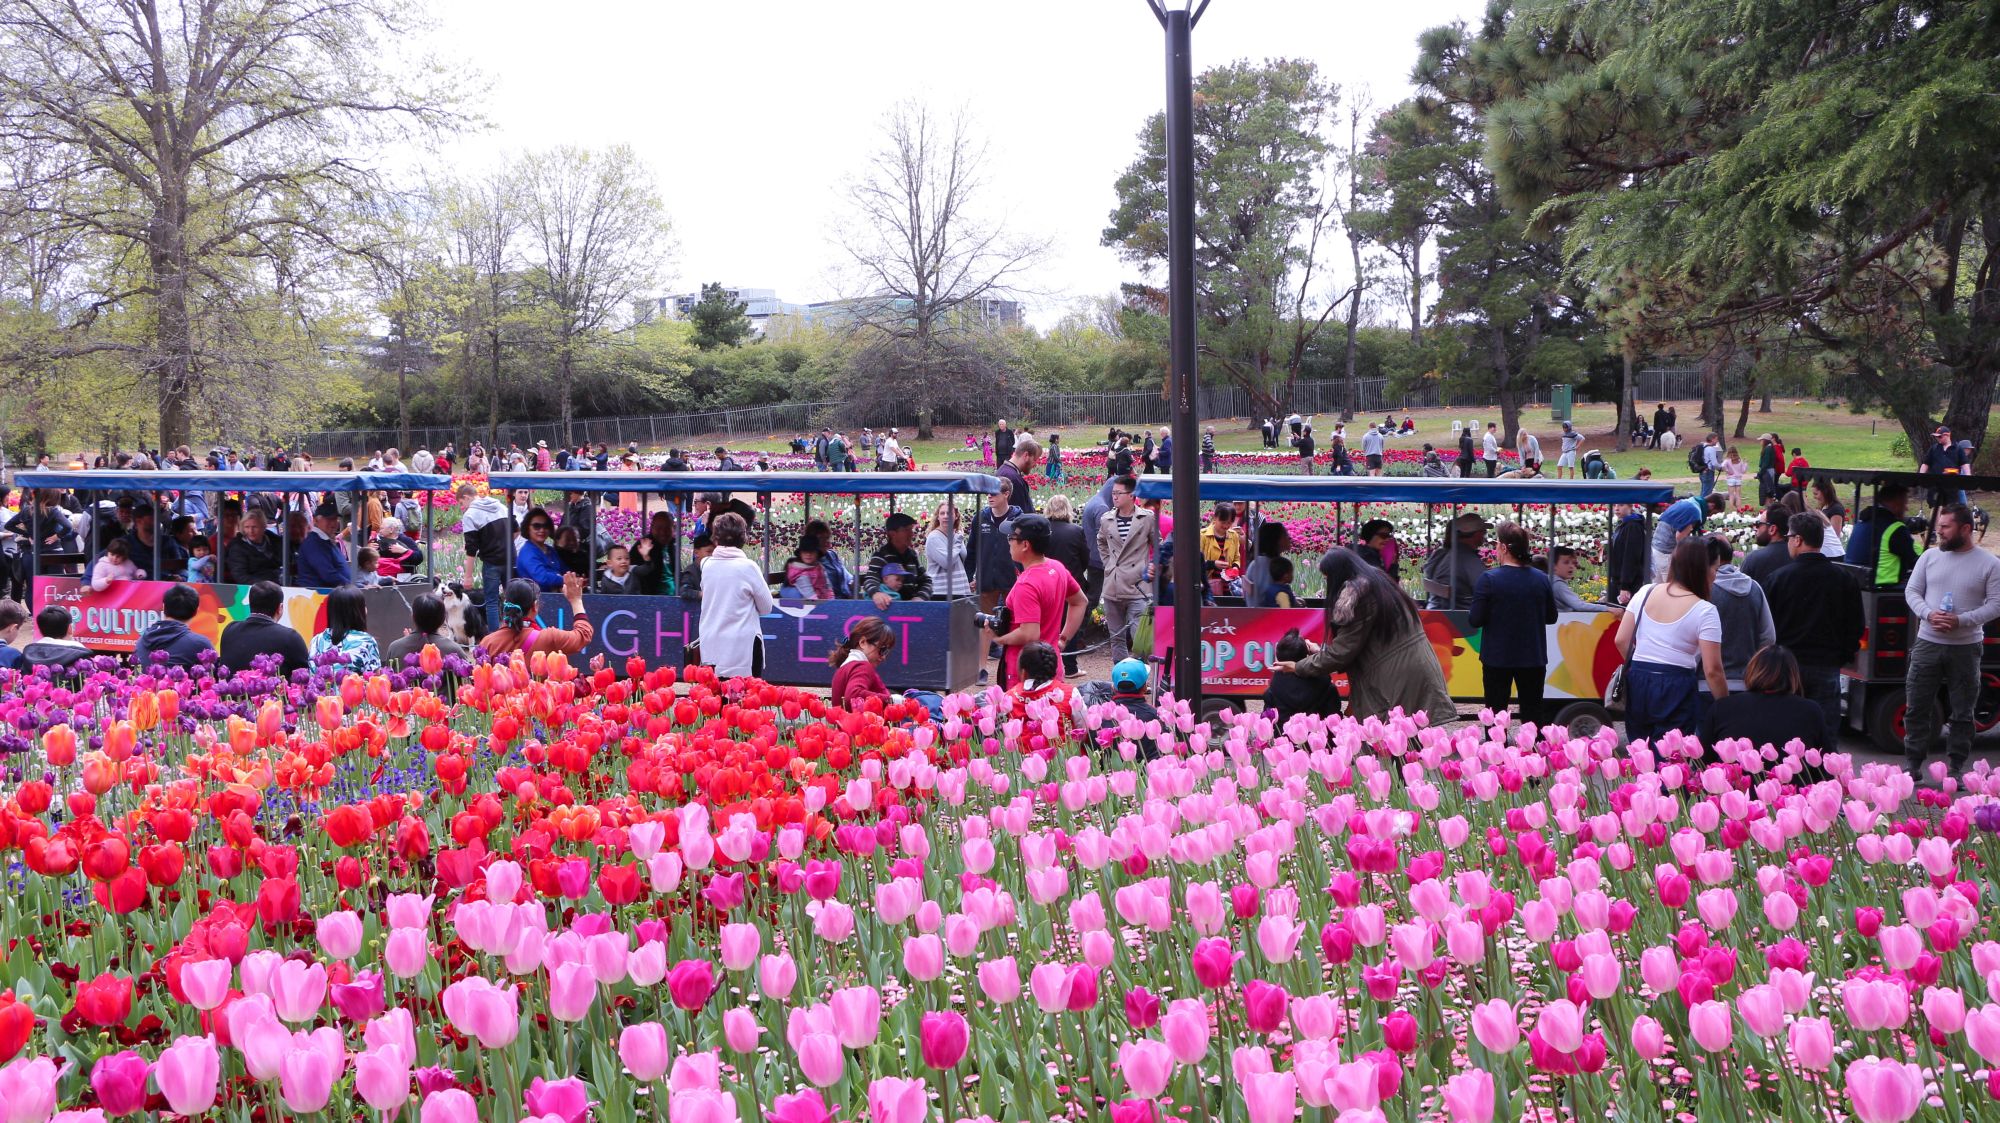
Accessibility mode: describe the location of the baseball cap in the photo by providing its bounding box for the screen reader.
[313,502,340,520]
[1112,658,1149,691]
[880,562,908,577]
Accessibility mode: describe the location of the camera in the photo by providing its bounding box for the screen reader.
[974,605,1014,634]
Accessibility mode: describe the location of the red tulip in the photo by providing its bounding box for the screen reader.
[598,862,642,905]
[138,843,184,887]
[0,990,36,1063]
[256,876,301,932]
[323,805,373,848]
[93,868,148,914]
[74,972,134,1027]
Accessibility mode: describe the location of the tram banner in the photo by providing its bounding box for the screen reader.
[1147,605,1624,700]
[33,576,326,654]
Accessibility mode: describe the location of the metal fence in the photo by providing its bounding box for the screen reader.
[291,377,1558,457]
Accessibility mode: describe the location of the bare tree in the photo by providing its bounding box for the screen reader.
[515,145,672,447]
[0,0,465,450]
[835,102,1046,438]
[432,173,521,449]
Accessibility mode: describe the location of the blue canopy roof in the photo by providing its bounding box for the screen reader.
[486,470,1003,496]
[1134,474,1678,505]
[12,469,456,492]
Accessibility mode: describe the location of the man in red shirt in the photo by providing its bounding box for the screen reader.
[992,514,1087,688]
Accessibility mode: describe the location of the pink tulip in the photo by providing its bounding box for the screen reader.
[269,960,328,1023]
[1536,1000,1583,1054]
[549,962,596,1022]
[619,1022,671,1081]
[1256,915,1305,963]
[1630,1015,1666,1060]
[385,928,428,978]
[977,957,1020,1004]
[0,1058,59,1123]
[1845,1057,1924,1123]
[1579,954,1620,1001]
[1029,963,1073,1013]
[1964,1003,2000,1064]
[1119,1039,1175,1098]
[759,953,798,1001]
[1291,994,1339,1041]
[797,1032,844,1087]
[354,1046,412,1114]
[1879,924,1922,971]
[903,934,945,981]
[672,1051,721,1094]
[1239,1071,1295,1123]
[1442,1069,1495,1123]
[1789,1017,1834,1071]
[868,1077,929,1123]
[1388,922,1434,971]
[1470,999,1518,1053]
[384,892,435,929]
[724,1008,761,1054]
[153,1035,221,1116]
[1325,1059,1381,1112]
[1688,1000,1732,1052]
[768,1089,834,1123]
[421,1089,480,1123]
[1738,985,1784,1039]
[670,1089,739,1123]
[317,911,364,960]
[1347,904,1386,947]
[227,995,287,1081]
[945,914,984,958]
[719,924,761,972]
[364,1008,418,1064]
[278,1038,341,1113]
[1842,978,1909,1031]
[830,986,880,1048]
[523,1075,592,1123]
[1162,998,1211,1063]
[1920,986,1966,1035]
[441,977,520,1049]
[1639,946,1678,994]
[179,959,231,1011]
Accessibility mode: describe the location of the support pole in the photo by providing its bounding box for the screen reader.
[1159,1,1203,705]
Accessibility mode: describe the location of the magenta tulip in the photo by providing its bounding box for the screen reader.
[1190,937,1237,988]
[668,960,717,1012]
[919,1011,969,1069]
[90,1050,149,1116]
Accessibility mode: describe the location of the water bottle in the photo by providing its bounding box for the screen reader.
[1942,592,1955,614]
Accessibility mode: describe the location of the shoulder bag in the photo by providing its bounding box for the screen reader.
[1602,586,1652,714]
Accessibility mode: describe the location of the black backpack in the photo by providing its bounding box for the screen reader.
[1687,442,1707,473]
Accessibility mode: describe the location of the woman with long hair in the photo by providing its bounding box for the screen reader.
[925,504,973,598]
[1273,547,1453,723]
[828,616,897,711]
[513,507,568,591]
[309,586,383,673]
[481,572,593,657]
[697,513,774,679]
[1812,477,1848,560]
[1468,522,1558,723]
[1698,644,1833,758]
[1243,519,1293,607]
[1616,536,1728,745]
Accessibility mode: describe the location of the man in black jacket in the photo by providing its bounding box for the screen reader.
[132,583,215,668]
[21,605,92,673]
[860,513,932,608]
[218,581,311,678]
[1767,513,1866,739]
[1606,504,1651,605]
[1737,506,1796,592]
[456,482,514,631]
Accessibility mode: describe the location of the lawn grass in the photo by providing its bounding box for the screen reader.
[706,397,1942,484]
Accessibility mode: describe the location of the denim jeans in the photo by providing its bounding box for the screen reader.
[1799,663,1844,743]
[483,567,501,633]
[1699,469,1716,497]
[1905,638,1982,772]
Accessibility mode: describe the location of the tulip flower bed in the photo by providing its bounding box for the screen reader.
[12,653,2000,1123]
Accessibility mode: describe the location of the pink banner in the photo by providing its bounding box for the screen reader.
[33,576,325,654]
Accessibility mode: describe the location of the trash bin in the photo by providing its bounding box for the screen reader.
[1550,384,1574,423]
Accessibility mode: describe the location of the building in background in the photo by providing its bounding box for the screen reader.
[636,287,808,335]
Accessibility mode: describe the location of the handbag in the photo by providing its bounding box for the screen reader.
[1602,587,1651,714]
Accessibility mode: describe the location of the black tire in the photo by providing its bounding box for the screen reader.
[1867,686,1907,756]
[1198,697,1240,727]
[1551,701,1621,746]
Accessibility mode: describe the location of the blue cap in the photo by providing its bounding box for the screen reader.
[1111,658,1149,691]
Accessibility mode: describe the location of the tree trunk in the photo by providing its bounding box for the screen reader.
[394,313,410,452]
[1615,346,1632,453]
[1759,390,1772,413]
[558,344,576,449]
[1340,237,1363,422]
[152,232,196,452]
[487,326,502,450]
[1734,371,1755,439]
[1407,240,1423,347]
[1489,322,1520,444]
[1698,344,1731,434]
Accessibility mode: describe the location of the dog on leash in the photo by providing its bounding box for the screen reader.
[430,578,487,647]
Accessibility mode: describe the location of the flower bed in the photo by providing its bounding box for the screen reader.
[1,651,1998,1123]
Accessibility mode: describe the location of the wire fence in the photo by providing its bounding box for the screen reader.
[289,377,1564,458]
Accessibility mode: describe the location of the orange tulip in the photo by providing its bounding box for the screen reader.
[419,643,443,676]
[43,724,77,767]
[365,674,391,710]
[256,699,284,745]
[103,721,136,763]
[129,691,159,733]
[315,695,344,733]
[81,755,119,795]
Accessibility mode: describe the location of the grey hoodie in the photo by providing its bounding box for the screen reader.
[1711,564,1775,690]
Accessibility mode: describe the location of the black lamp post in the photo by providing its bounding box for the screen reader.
[1144,0,1207,707]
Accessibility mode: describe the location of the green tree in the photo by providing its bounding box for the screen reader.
[0,0,465,450]
[1372,9,1604,442]
[1491,0,2000,455]
[687,283,752,350]
[1103,59,1348,419]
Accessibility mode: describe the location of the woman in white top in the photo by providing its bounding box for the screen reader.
[696,512,774,678]
[924,504,972,598]
[1615,536,1729,746]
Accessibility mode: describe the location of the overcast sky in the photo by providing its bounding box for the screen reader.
[427,0,1471,326]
